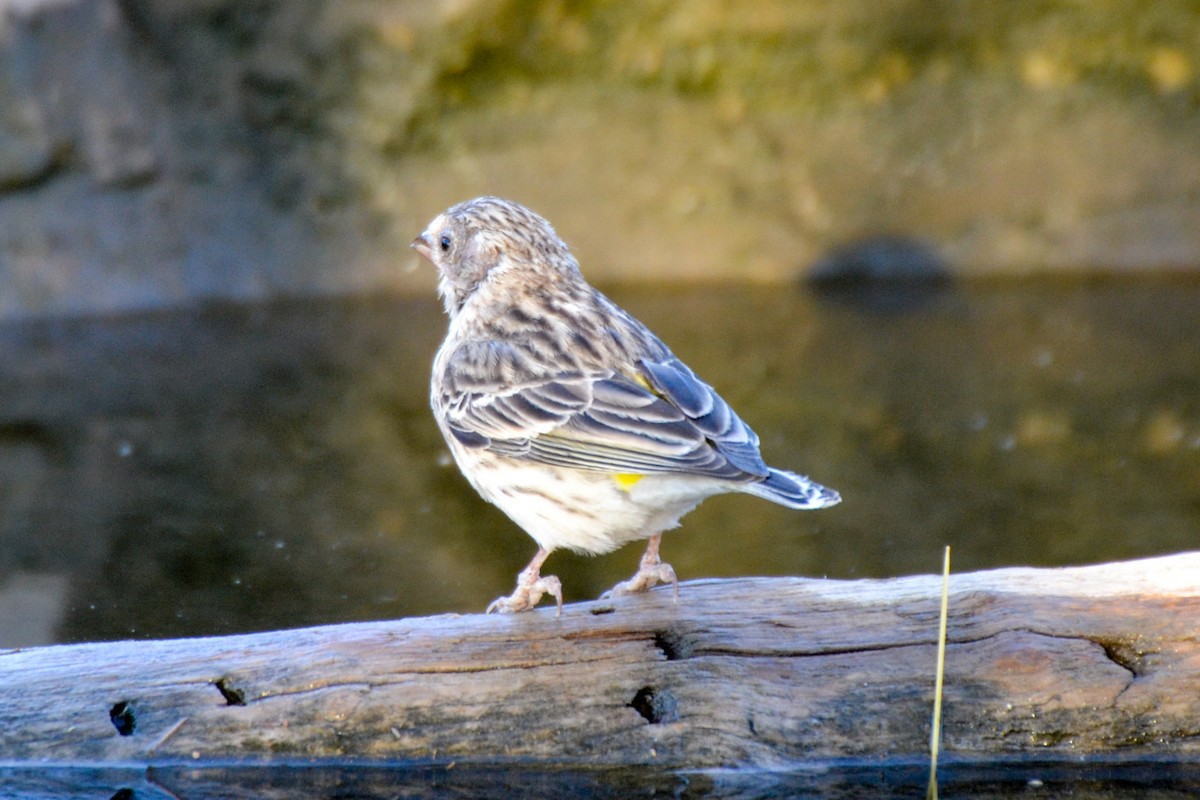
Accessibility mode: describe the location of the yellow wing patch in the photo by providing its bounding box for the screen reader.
[612,473,645,490]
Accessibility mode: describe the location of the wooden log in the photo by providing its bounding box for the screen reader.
[1,552,1198,775]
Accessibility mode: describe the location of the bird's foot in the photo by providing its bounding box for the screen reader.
[486,569,563,615]
[602,558,678,600]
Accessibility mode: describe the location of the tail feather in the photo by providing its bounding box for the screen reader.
[743,468,841,509]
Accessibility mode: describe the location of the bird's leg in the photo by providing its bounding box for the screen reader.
[487,547,563,615]
[602,534,679,600]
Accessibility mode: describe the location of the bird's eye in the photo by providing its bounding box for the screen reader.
[439,233,452,252]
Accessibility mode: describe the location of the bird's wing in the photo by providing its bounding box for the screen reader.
[439,344,768,481]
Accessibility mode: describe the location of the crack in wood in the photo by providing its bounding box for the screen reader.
[1003,628,1142,679]
[403,652,641,674]
[242,682,374,704]
[1090,637,1143,703]
[146,717,189,753]
[680,639,938,659]
[1091,639,1144,677]
[1001,628,1141,704]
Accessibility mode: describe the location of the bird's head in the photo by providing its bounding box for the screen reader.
[412,196,579,317]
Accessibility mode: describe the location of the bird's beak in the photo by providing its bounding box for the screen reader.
[411,233,434,262]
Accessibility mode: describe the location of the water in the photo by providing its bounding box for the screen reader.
[0,278,1197,647]
[6,759,1200,799]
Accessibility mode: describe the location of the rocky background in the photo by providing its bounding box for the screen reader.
[1,0,1199,319]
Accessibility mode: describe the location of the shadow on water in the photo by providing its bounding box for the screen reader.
[3,758,1200,799]
[808,234,953,314]
[0,278,1198,647]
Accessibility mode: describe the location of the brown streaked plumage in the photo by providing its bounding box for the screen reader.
[413,196,840,614]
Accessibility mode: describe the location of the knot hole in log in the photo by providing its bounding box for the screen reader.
[653,628,694,661]
[214,677,247,706]
[108,701,135,736]
[630,686,680,724]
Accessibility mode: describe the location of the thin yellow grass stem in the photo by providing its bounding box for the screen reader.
[927,545,951,800]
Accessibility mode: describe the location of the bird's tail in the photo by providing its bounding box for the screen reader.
[743,468,841,510]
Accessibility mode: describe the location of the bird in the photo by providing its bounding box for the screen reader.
[411,196,840,614]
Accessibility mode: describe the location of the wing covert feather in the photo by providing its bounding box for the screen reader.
[438,343,770,482]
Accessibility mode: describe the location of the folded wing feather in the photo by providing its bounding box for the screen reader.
[440,345,769,483]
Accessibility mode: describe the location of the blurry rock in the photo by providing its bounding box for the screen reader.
[1,0,159,186]
[808,235,951,313]
[0,0,328,319]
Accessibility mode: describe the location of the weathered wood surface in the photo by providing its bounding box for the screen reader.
[1,552,1198,771]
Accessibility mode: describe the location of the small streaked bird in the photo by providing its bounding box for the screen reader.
[412,196,840,614]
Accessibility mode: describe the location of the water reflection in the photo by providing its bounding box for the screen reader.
[0,280,1197,646]
[8,760,1200,799]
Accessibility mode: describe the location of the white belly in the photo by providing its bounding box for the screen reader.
[460,450,725,555]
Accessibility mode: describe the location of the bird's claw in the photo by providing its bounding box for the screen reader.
[486,573,563,615]
[601,561,678,601]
